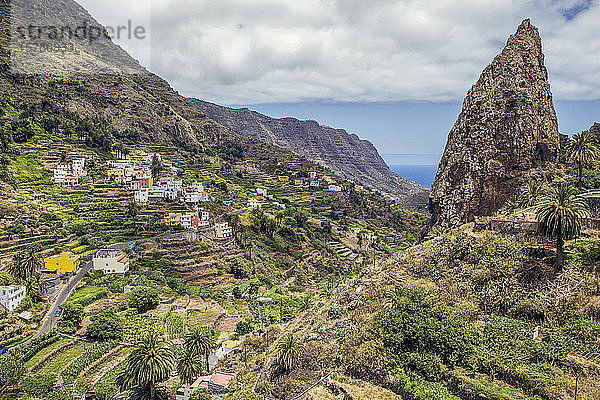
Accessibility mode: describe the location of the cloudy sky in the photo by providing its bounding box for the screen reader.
[79,0,600,164]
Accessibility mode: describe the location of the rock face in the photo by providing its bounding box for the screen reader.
[190,100,428,208]
[430,19,560,227]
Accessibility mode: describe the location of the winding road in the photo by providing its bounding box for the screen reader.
[35,260,93,337]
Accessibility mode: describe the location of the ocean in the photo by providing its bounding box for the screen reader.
[390,165,437,188]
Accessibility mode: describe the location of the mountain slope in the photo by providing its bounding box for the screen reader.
[190,100,428,208]
[0,0,328,171]
[430,19,560,227]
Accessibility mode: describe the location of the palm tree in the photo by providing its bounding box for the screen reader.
[176,347,203,385]
[501,193,527,215]
[274,334,304,372]
[117,333,174,400]
[185,327,216,373]
[536,183,590,267]
[25,273,47,302]
[567,131,599,188]
[524,180,544,207]
[9,245,42,281]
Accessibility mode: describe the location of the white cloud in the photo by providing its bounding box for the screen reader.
[78,0,600,103]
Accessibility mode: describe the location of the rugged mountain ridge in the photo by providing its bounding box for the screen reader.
[0,0,331,172]
[190,100,428,207]
[430,19,560,227]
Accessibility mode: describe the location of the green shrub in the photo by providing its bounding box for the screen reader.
[20,373,56,395]
[393,370,460,400]
[510,298,548,323]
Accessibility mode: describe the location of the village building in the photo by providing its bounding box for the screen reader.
[278,176,289,182]
[164,213,182,227]
[175,376,210,400]
[248,198,261,209]
[123,285,134,293]
[215,222,233,239]
[93,249,130,274]
[148,187,166,200]
[208,371,235,394]
[328,184,342,192]
[0,285,26,312]
[40,270,61,296]
[309,171,317,179]
[53,159,87,186]
[134,188,149,204]
[44,253,79,275]
[107,167,125,182]
[256,188,267,196]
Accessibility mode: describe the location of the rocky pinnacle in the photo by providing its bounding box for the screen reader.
[430,19,560,227]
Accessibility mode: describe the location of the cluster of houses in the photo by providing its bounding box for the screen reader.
[163,210,210,230]
[107,159,153,189]
[105,159,211,207]
[134,178,209,206]
[52,158,87,186]
[175,339,241,400]
[277,171,344,192]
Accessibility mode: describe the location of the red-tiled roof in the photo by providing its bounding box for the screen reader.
[211,372,234,386]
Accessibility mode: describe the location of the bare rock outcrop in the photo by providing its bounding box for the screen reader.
[430,19,560,227]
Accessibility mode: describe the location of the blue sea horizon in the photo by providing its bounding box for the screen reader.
[389,164,437,189]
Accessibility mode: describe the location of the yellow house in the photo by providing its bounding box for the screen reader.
[163,213,181,226]
[107,168,124,180]
[44,253,79,275]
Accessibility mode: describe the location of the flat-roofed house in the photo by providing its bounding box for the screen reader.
[44,253,79,275]
[215,222,233,239]
[0,285,26,312]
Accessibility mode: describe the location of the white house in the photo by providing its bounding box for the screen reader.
[180,213,195,230]
[0,285,26,312]
[199,210,210,227]
[175,376,210,400]
[134,188,149,204]
[93,249,130,274]
[248,198,261,209]
[72,158,85,172]
[148,187,165,200]
[328,184,342,192]
[190,181,204,193]
[215,222,233,239]
[256,188,267,196]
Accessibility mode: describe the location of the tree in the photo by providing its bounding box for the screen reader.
[524,180,544,207]
[9,245,43,281]
[537,183,590,267]
[190,388,212,400]
[185,326,217,373]
[176,347,203,385]
[274,334,304,372]
[24,273,47,303]
[59,302,84,331]
[151,154,163,179]
[567,131,599,188]
[0,353,25,394]
[501,193,527,215]
[128,286,160,313]
[86,310,124,341]
[117,333,174,400]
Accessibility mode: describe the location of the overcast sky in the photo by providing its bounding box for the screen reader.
[78,0,600,163]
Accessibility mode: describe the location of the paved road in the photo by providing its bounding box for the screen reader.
[35,260,93,338]
[34,233,174,338]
